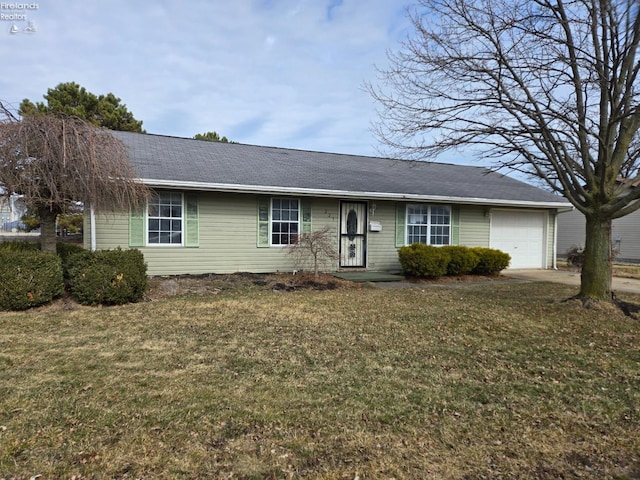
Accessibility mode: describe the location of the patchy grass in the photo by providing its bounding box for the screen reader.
[1,280,639,479]
[558,259,640,280]
[613,264,640,279]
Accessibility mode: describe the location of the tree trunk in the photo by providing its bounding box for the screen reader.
[39,207,58,254]
[579,214,612,300]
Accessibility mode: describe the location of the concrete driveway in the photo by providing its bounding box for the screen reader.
[507,269,640,294]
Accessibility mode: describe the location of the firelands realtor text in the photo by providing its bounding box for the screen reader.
[1,3,38,20]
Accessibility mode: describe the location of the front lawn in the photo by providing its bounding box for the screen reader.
[0,280,639,479]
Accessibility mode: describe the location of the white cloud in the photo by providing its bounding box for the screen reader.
[0,0,411,155]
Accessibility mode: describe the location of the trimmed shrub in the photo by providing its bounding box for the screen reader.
[471,247,511,275]
[0,250,64,310]
[440,246,480,276]
[398,243,451,278]
[56,242,85,278]
[0,240,40,252]
[67,248,147,305]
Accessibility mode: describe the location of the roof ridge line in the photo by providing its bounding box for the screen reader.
[110,130,493,171]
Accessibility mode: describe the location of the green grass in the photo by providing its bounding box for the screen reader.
[1,280,639,479]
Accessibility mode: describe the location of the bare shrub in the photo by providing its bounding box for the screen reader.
[287,226,339,276]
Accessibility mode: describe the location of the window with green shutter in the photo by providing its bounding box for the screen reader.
[301,199,312,234]
[147,192,184,245]
[257,197,311,247]
[271,198,299,246]
[451,205,460,245]
[257,197,270,247]
[185,193,199,247]
[395,204,406,247]
[129,191,199,247]
[129,207,145,247]
[396,203,454,246]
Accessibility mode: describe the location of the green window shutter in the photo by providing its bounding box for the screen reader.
[451,205,460,245]
[185,193,199,247]
[257,197,270,247]
[301,199,312,233]
[395,203,406,247]
[129,207,145,247]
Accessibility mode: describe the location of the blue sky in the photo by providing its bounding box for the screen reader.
[0,1,412,157]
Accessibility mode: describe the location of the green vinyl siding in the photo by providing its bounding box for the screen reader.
[95,192,556,276]
[458,206,490,246]
[367,201,403,271]
[96,193,338,276]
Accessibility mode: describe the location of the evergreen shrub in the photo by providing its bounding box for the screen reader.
[0,240,40,252]
[0,250,63,310]
[471,247,511,275]
[440,245,480,275]
[67,248,147,305]
[56,243,85,278]
[398,243,451,278]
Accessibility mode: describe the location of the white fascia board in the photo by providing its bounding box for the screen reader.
[140,178,571,210]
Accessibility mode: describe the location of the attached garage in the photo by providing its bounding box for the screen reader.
[490,210,547,269]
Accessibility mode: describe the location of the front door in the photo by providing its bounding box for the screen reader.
[340,201,367,268]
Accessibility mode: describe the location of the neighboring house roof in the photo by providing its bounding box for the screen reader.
[112,131,570,209]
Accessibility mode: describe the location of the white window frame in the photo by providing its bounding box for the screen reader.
[406,204,451,246]
[147,192,184,247]
[270,198,300,246]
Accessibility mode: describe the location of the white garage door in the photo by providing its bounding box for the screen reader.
[490,210,546,269]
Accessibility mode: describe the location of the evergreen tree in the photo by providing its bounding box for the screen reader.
[20,82,144,132]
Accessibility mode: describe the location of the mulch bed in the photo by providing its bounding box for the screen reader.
[145,271,513,300]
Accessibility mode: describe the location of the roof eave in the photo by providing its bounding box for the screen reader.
[140,178,571,209]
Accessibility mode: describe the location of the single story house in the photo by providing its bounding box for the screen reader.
[85,131,571,276]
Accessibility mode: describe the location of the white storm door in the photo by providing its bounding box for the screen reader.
[340,202,367,268]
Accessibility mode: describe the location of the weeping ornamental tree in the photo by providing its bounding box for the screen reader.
[369,0,640,301]
[0,106,149,253]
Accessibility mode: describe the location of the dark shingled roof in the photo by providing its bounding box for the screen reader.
[112,131,569,208]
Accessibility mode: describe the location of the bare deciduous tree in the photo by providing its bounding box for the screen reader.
[288,226,339,276]
[0,105,149,252]
[368,0,640,302]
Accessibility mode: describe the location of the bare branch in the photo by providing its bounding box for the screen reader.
[0,109,149,251]
[368,0,640,213]
[287,226,339,276]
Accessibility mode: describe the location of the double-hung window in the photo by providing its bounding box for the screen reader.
[271,198,299,246]
[148,192,183,245]
[407,204,451,245]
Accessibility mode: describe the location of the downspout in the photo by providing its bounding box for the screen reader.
[90,204,96,252]
[552,211,558,270]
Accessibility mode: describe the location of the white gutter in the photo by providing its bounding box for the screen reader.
[90,205,96,251]
[140,178,572,210]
